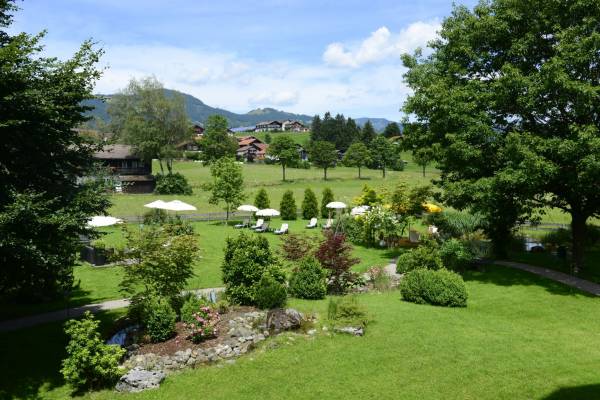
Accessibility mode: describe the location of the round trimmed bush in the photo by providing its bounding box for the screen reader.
[400,268,468,307]
[289,257,327,299]
[439,238,474,271]
[154,172,193,195]
[145,297,177,342]
[254,273,287,309]
[396,241,443,274]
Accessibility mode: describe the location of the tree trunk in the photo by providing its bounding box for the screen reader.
[166,158,173,174]
[422,164,426,177]
[382,166,386,178]
[358,166,361,179]
[226,204,230,225]
[282,164,286,181]
[570,210,587,274]
[324,168,328,180]
[158,159,164,174]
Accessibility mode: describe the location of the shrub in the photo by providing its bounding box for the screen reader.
[321,187,334,218]
[280,190,297,220]
[289,257,327,299]
[280,233,318,261]
[425,211,484,239]
[154,172,193,195]
[327,295,370,327]
[439,239,474,271]
[255,272,287,309]
[143,208,168,225]
[400,268,468,307]
[145,297,177,342]
[301,188,319,219]
[163,217,195,236]
[184,151,202,161]
[315,232,360,294]
[185,305,220,343]
[337,215,365,244]
[180,294,209,325]
[396,239,443,274]
[254,188,270,209]
[61,312,125,390]
[367,266,392,291]
[222,232,282,305]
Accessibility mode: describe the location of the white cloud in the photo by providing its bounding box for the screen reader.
[249,90,300,107]
[323,21,440,68]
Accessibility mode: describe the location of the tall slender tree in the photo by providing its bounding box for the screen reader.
[205,158,245,222]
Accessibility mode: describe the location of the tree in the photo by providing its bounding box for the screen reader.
[254,188,270,209]
[370,135,398,178]
[315,232,360,294]
[360,120,377,145]
[205,158,245,222]
[108,77,191,174]
[402,0,600,268]
[343,142,372,179]
[0,1,111,301]
[199,115,238,163]
[268,135,299,181]
[301,188,319,219]
[413,147,435,177]
[309,140,337,180]
[280,190,297,220]
[310,115,323,142]
[321,188,335,218]
[383,122,402,138]
[264,132,272,144]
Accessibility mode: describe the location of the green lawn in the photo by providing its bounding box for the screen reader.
[234,131,310,145]
[2,265,599,399]
[509,249,600,284]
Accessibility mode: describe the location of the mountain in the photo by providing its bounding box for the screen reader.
[83,89,394,130]
[354,117,397,132]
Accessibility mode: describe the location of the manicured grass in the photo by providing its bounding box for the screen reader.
[234,131,310,145]
[2,265,599,399]
[509,249,600,284]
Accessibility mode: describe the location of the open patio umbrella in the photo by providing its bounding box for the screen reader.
[326,201,347,210]
[237,204,259,212]
[256,208,280,217]
[162,200,197,211]
[144,200,169,209]
[87,216,123,227]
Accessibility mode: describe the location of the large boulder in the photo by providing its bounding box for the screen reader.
[115,367,166,393]
[266,308,303,333]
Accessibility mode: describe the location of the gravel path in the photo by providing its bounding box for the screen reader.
[0,287,224,333]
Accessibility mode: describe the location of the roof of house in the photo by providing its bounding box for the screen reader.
[94,144,139,160]
[256,120,282,126]
[238,136,264,146]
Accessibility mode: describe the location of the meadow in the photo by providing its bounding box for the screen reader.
[2,265,599,400]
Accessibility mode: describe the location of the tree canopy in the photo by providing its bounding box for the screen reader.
[383,122,402,138]
[369,136,398,178]
[309,141,338,180]
[0,0,111,300]
[205,158,245,221]
[108,76,191,174]
[267,134,299,181]
[199,115,238,163]
[343,142,372,179]
[402,0,600,268]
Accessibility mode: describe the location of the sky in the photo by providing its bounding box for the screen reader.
[9,0,479,120]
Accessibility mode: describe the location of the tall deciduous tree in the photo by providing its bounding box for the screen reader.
[205,158,245,222]
[0,1,111,301]
[370,136,398,178]
[108,77,191,174]
[343,142,372,179]
[413,147,435,177]
[309,141,337,180]
[268,134,299,181]
[199,115,238,163]
[402,0,600,269]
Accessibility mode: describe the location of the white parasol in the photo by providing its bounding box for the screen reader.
[144,200,169,209]
[237,204,259,212]
[256,208,280,217]
[162,200,197,211]
[87,216,123,227]
[326,201,347,209]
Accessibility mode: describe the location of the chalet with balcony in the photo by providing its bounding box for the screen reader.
[93,144,155,193]
[282,120,308,132]
[255,120,283,132]
[237,136,268,162]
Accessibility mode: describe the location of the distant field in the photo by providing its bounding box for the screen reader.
[234,131,310,145]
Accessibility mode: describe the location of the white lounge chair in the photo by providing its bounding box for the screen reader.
[306,218,318,229]
[234,217,250,229]
[255,222,269,233]
[251,219,264,230]
[322,218,333,229]
[274,223,289,235]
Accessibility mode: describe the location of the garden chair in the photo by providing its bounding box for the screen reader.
[256,222,269,233]
[251,219,264,230]
[274,223,289,235]
[306,217,318,229]
[234,217,250,229]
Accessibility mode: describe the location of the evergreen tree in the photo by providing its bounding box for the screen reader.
[383,122,402,138]
[254,188,270,209]
[345,118,361,146]
[321,188,335,218]
[264,132,272,144]
[310,115,322,142]
[301,188,319,219]
[280,190,297,220]
[361,120,377,145]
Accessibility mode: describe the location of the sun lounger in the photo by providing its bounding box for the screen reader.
[251,219,264,230]
[255,222,269,233]
[234,218,250,229]
[274,223,289,235]
[306,217,317,229]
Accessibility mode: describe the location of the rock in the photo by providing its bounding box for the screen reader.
[334,326,364,336]
[307,329,317,335]
[266,308,303,333]
[115,367,166,393]
[230,326,254,338]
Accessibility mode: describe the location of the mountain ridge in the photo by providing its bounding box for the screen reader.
[83,89,394,131]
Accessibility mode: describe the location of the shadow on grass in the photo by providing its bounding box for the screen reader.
[464,264,596,298]
[540,384,600,399]
[0,310,122,399]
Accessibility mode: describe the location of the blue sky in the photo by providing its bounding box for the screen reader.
[10,0,478,119]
